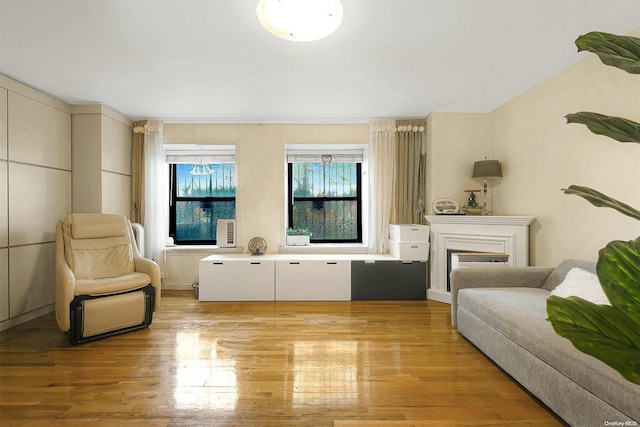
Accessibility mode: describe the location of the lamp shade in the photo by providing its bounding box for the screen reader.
[472,160,502,179]
[256,0,343,42]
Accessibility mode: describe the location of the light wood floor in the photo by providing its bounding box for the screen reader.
[0,291,565,426]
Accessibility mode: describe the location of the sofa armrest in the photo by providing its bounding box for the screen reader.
[134,255,161,310]
[450,266,554,328]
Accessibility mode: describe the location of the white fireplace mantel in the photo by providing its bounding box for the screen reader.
[425,215,535,304]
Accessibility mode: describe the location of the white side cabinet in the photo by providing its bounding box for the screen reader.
[199,257,275,301]
[276,260,351,301]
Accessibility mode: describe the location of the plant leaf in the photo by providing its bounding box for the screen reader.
[565,112,640,143]
[597,237,640,319]
[547,296,640,384]
[576,31,640,74]
[562,185,640,221]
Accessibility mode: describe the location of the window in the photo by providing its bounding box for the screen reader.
[166,145,236,245]
[287,147,364,243]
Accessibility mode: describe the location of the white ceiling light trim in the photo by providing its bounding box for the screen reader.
[256,0,343,42]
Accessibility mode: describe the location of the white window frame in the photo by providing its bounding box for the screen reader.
[164,144,237,246]
[284,143,369,248]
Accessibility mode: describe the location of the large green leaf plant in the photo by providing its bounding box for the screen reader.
[546,31,640,385]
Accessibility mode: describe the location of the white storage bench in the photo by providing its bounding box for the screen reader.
[198,254,428,301]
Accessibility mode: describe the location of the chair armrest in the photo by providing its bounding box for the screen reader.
[450,266,554,328]
[55,221,76,332]
[134,255,161,310]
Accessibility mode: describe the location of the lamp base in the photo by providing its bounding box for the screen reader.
[481,178,495,216]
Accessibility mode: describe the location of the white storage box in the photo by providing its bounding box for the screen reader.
[389,224,430,243]
[389,239,430,261]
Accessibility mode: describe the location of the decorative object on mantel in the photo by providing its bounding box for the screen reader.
[545,31,640,385]
[432,198,460,215]
[462,190,483,215]
[248,237,267,255]
[286,228,312,246]
[256,0,343,42]
[472,158,503,216]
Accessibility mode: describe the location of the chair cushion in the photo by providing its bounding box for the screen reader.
[81,291,147,338]
[70,213,127,239]
[76,272,151,296]
[63,213,135,279]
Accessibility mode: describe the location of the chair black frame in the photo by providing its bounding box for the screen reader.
[68,284,155,345]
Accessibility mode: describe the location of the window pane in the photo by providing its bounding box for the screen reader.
[176,163,236,197]
[292,200,358,241]
[292,163,357,197]
[175,200,236,242]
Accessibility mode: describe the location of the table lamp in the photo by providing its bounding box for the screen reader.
[472,158,502,215]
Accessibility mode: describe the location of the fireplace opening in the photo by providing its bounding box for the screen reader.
[446,250,509,292]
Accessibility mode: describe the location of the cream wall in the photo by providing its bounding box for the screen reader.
[162,123,368,288]
[425,112,492,213]
[491,27,640,266]
[71,105,133,216]
[0,76,72,330]
[164,123,369,249]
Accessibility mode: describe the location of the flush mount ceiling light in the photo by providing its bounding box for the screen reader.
[256,0,343,42]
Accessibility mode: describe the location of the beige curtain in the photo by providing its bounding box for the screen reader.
[131,120,147,224]
[395,119,426,224]
[368,120,397,253]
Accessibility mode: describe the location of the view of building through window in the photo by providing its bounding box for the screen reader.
[170,163,236,244]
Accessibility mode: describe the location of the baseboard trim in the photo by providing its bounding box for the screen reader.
[427,289,451,304]
[162,280,195,291]
[0,303,54,332]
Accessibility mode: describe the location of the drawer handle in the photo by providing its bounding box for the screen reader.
[327,262,337,265]
[250,262,261,265]
[289,262,300,265]
[213,262,224,265]
[411,245,419,249]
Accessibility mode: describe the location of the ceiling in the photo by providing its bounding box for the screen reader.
[1,0,639,123]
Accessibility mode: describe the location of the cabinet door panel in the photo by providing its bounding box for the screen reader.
[351,261,426,300]
[276,261,350,301]
[199,260,275,301]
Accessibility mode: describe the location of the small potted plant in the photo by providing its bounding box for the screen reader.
[286,228,312,246]
[462,190,484,215]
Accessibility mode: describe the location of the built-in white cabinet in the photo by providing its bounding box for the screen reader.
[198,257,275,301]
[275,260,350,301]
[199,254,427,302]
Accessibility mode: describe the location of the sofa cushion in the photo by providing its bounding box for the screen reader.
[549,267,610,305]
[542,258,596,291]
[458,287,640,421]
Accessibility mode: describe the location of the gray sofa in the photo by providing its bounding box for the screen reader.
[450,259,640,426]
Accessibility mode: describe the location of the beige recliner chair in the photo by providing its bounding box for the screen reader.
[55,213,160,345]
